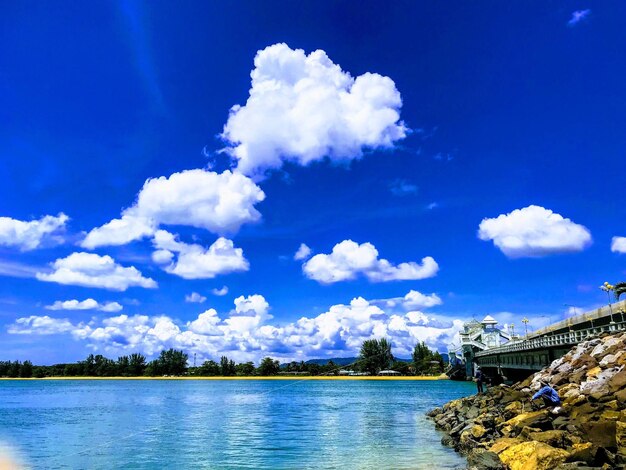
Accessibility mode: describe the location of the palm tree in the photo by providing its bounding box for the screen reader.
[614,282,626,301]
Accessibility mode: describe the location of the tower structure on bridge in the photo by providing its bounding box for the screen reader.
[448,315,516,379]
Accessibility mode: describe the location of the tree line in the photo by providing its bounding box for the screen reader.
[0,340,444,378]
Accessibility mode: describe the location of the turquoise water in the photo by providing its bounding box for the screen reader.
[0,379,474,469]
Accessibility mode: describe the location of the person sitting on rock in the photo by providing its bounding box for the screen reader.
[531,381,561,414]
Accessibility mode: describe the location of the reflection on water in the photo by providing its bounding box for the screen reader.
[0,380,474,469]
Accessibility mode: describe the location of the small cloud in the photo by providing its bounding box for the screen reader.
[568,9,591,27]
[45,299,123,312]
[211,286,229,296]
[36,252,157,291]
[389,179,418,196]
[185,292,207,304]
[478,205,592,258]
[611,236,626,254]
[302,239,438,284]
[294,243,312,261]
[426,202,439,210]
[565,306,584,317]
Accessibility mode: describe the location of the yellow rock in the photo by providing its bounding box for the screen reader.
[471,424,487,439]
[586,366,602,379]
[604,399,619,410]
[503,410,548,430]
[504,401,523,413]
[600,410,621,421]
[499,441,569,470]
[616,421,626,458]
[489,437,524,454]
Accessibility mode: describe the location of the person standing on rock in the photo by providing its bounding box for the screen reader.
[474,367,484,394]
[531,381,561,413]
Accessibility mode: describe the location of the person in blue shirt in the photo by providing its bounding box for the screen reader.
[531,381,561,413]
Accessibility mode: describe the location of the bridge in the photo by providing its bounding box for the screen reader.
[449,300,626,381]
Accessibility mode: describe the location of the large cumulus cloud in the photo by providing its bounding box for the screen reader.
[221,43,407,178]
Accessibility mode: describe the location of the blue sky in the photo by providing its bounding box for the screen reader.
[1,1,625,364]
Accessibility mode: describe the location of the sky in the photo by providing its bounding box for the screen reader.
[1,1,625,365]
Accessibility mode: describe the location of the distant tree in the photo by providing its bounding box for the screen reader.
[0,361,9,377]
[198,360,220,376]
[64,363,82,376]
[412,342,443,375]
[308,363,321,376]
[157,349,188,376]
[220,356,236,376]
[117,356,130,376]
[128,353,147,376]
[258,357,280,376]
[19,360,33,378]
[236,362,255,376]
[391,360,410,375]
[8,361,20,378]
[359,338,394,375]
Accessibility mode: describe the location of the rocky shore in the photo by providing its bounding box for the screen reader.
[428,331,626,469]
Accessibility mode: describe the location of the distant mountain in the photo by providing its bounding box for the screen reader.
[282,352,449,368]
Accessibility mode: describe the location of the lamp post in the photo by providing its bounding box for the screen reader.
[522,317,529,339]
[600,282,616,326]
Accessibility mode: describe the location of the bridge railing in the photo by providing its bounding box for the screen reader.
[474,320,626,357]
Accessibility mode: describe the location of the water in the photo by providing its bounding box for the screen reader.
[0,379,474,469]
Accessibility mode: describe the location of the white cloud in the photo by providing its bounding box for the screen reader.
[36,252,157,291]
[152,230,248,279]
[81,170,265,248]
[478,205,592,258]
[389,179,418,196]
[185,292,207,304]
[211,286,229,296]
[568,9,591,27]
[374,290,443,310]
[221,43,407,177]
[0,213,69,251]
[302,240,438,284]
[8,315,75,335]
[294,243,312,261]
[8,291,460,362]
[45,299,123,312]
[611,236,626,254]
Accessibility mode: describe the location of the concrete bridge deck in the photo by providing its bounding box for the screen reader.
[470,300,626,380]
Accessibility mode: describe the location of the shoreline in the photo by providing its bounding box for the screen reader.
[0,375,447,381]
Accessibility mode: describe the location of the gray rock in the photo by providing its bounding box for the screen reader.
[466,450,505,470]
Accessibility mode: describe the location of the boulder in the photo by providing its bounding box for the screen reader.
[441,434,455,447]
[527,430,568,448]
[502,410,551,433]
[616,388,626,404]
[580,420,617,448]
[489,438,524,454]
[566,442,598,465]
[498,441,569,470]
[470,424,488,439]
[616,420,626,464]
[467,449,506,470]
[608,367,626,393]
[590,337,623,359]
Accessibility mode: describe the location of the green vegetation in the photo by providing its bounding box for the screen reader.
[359,338,394,375]
[0,341,446,378]
[412,341,444,375]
